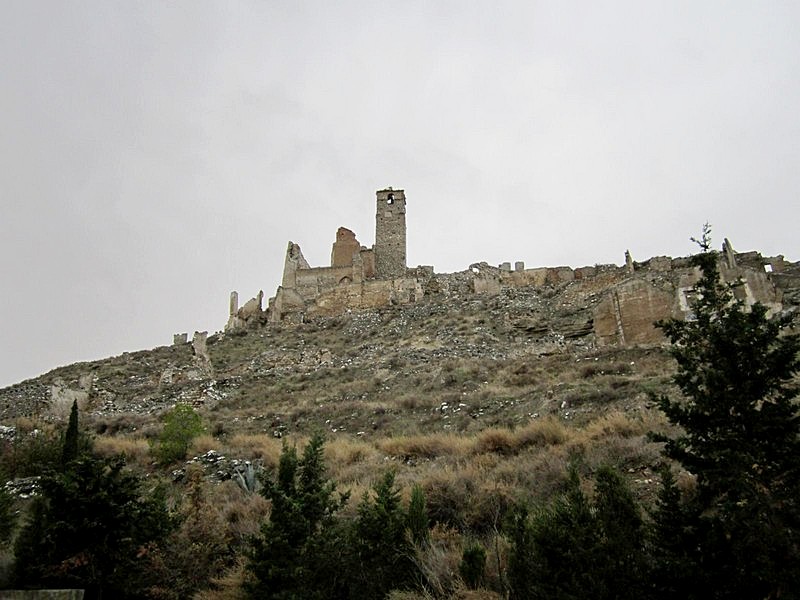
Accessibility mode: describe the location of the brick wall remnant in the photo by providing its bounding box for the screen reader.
[227,290,266,331]
[282,242,310,288]
[173,333,188,345]
[594,279,675,346]
[331,227,361,268]
[192,331,210,362]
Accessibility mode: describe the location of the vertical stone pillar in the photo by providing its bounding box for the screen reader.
[230,291,239,316]
[722,238,737,269]
[625,250,634,274]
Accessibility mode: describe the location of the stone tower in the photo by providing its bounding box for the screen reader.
[374,188,407,278]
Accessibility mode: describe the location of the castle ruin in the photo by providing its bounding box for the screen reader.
[224,188,800,347]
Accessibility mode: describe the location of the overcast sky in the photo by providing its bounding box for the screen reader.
[2,1,799,388]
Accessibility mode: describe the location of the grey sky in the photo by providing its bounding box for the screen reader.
[2,1,798,387]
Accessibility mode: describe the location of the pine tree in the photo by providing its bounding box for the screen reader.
[352,471,417,599]
[654,226,800,598]
[649,467,700,599]
[246,432,349,600]
[508,465,647,600]
[13,455,174,598]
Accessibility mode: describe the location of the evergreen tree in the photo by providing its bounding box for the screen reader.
[508,465,647,600]
[0,468,15,544]
[592,466,648,599]
[406,483,430,545]
[654,227,800,598]
[459,542,487,590]
[352,471,417,599]
[246,432,349,600]
[508,466,600,600]
[12,455,173,599]
[61,399,80,466]
[649,467,701,599]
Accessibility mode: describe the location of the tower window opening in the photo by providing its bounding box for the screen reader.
[386,193,394,204]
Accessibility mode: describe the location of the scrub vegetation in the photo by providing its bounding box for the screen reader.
[1,235,798,599]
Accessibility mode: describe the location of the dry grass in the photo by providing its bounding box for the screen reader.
[93,435,150,466]
[189,434,219,456]
[378,434,472,460]
[324,436,381,482]
[205,480,270,548]
[472,416,569,456]
[225,434,283,470]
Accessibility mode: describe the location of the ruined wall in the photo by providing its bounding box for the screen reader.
[331,227,362,268]
[253,188,797,345]
[374,188,407,278]
[594,279,676,346]
[226,290,265,331]
[593,252,785,346]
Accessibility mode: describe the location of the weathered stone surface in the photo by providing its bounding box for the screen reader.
[173,332,188,345]
[191,331,212,379]
[331,227,361,268]
[251,188,797,348]
[594,279,675,346]
[49,377,90,417]
[374,188,407,278]
[281,242,310,288]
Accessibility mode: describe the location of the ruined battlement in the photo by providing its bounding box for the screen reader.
[223,188,800,347]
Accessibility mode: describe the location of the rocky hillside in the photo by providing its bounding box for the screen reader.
[9,254,791,597]
[0,275,675,434]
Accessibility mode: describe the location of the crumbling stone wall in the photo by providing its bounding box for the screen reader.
[251,188,798,346]
[593,251,785,346]
[226,290,265,331]
[331,227,361,268]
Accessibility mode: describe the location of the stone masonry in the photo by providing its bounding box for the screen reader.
[231,187,799,347]
[374,188,407,278]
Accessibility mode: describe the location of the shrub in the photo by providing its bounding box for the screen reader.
[459,543,487,589]
[152,404,205,465]
[0,425,62,478]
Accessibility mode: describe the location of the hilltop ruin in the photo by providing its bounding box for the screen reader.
[224,188,800,347]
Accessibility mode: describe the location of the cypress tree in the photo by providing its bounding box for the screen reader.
[61,399,79,466]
